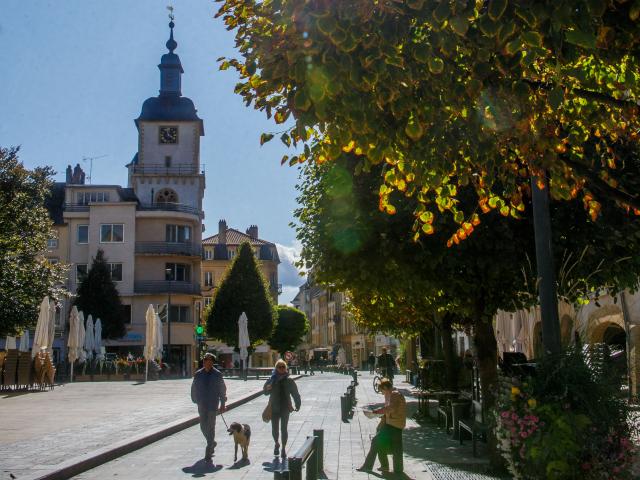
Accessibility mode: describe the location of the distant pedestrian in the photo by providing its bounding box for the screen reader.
[357,378,406,475]
[191,353,227,464]
[377,347,396,382]
[368,352,376,374]
[264,359,301,458]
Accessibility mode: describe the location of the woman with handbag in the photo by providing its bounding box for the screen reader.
[263,359,301,457]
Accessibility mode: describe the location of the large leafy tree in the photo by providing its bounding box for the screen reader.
[75,249,126,339]
[270,305,309,356]
[0,147,66,337]
[216,0,640,242]
[205,242,276,346]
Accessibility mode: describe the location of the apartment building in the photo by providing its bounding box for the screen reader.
[46,21,204,375]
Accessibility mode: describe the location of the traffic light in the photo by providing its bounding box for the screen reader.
[195,324,204,336]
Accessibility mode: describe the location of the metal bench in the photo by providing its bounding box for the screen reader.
[458,399,487,456]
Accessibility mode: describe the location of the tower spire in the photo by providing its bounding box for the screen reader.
[158,8,183,97]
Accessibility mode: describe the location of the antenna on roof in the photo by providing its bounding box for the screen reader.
[82,154,108,184]
[167,5,175,21]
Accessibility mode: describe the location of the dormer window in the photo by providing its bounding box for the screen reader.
[77,191,109,205]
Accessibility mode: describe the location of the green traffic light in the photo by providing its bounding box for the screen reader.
[195,325,204,335]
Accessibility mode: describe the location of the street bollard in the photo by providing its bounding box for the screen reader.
[313,429,324,472]
[306,437,318,480]
[288,457,302,480]
[341,395,349,421]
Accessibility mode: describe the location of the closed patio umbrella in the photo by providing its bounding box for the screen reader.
[77,311,86,365]
[47,299,56,353]
[144,305,157,381]
[67,306,81,381]
[32,297,50,358]
[84,314,95,363]
[238,312,250,378]
[94,318,103,360]
[19,330,30,352]
[154,313,163,362]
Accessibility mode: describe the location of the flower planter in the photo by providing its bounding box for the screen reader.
[109,374,126,381]
[128,374,145,382]
[74,374,92,382]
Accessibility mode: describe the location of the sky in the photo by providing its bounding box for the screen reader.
[0,0,306,303]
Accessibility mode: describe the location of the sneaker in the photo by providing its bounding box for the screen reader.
[273,444,280,456]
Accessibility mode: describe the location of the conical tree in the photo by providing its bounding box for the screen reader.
[205,242,275,346]
[75,249,125,339]
[270,306,309,357]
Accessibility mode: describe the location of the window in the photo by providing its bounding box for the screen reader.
[47,257,60,264]
[100,224,124,243]
[77,225,89,244]
[165,263,190,282]
[203,297,212,308]
[158,304,190,323]
[76,264,88,282]
[155,188,178,203]
[108,263,123,282]
[47,238,58,249]
[77,191,109,205]
[121,305,132,324]
[228,249,236,259]
[166,224,191,243]
[55,306,62,327]
[164,155,172,167]
[204,249,213,260]
[204,271,213,287]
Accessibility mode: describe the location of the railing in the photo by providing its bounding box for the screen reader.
[135,241,202,257]
[134,281,201,295]
[138,203,201,216]
[131,164,202,175]
[341,379,357,422]
[277,429,324,480]
[63,203,90,212]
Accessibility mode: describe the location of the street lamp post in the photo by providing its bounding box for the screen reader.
[165,267,172,368]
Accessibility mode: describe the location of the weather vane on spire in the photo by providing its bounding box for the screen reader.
[167,5,175,21]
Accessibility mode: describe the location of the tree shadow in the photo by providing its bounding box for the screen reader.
[181,459,223,476]
[262,457,286,473]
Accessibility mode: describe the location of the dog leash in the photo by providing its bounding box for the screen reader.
[219,410,229,429]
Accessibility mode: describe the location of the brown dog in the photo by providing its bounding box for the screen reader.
[227,422,251,462]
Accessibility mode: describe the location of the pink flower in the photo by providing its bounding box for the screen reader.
[501,411,510,419]
[581,463,590,470]
[511,413,518,420]
[520,432,528,438]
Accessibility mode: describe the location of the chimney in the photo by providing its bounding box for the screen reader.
[65,165,72,183]
[218,219,227,244]
[71,164,86,185]
[246,224,258,239]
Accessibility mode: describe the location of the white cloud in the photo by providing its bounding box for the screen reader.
[276,240,307,305]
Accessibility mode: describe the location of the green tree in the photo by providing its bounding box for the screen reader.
[74,249,125,339]
[205,242,275,346]
[0,146,66,337]
[270,305,309,356]
[216,0,640,240]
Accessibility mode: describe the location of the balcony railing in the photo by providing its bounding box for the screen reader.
[135,242,202,257]
[131,164,203,176]
[138,202,201,216]
[63,203,90,212]
[134,281,201,295]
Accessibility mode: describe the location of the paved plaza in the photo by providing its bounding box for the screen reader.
[51,373,500,480]
[0,377,266,480]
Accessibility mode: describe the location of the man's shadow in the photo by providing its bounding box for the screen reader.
[182,459,223,477]
[227,457,250,469]
[263,456,287,473]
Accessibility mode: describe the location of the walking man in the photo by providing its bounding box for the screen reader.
[357,378,406,475]
[368,352,376,374]
[377,347,396,381]
[191,353,227,464]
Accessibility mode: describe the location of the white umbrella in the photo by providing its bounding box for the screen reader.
[144,305,157,381]
[238,312,250,376]
[84,314,95,362]
[5,336,17,350]
[67,306,81,381]
[154,313,163,361]
[47,299,56,352]
[32,297,50,358]
[94,318,103,360]
[19,330,30,352]
[77,311,86,364]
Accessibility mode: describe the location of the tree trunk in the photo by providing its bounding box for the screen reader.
[441,314,458,391]
[473,314,503,470]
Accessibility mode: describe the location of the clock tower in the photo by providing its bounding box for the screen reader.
[128,19,205,214]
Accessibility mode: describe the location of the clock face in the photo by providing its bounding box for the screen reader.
[159,126,178,144]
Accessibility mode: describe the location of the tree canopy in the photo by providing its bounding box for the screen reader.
[0,147,66,337]
[74,249,126,339]
[205,242,276,346]
[270,305,309,355]
[216,0,640,243]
